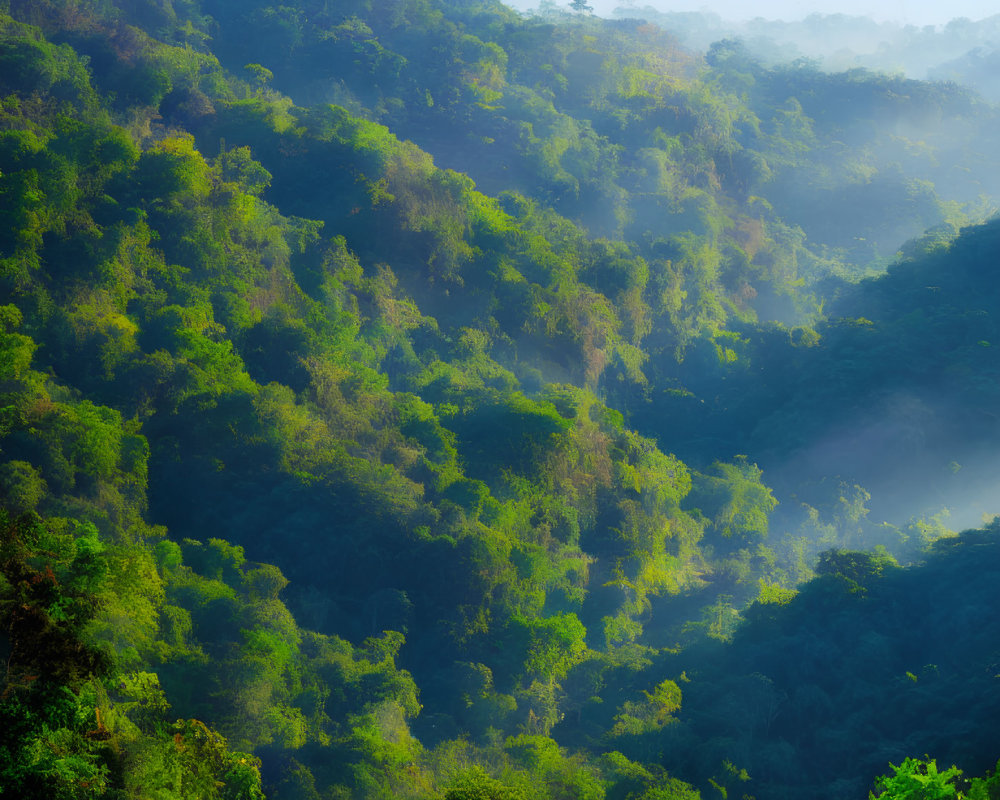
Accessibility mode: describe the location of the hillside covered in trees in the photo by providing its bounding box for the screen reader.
[2,0,1000,798]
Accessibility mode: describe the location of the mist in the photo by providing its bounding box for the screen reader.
[509,0,1000,25]
[604,6,1000,99]
[761,390,1000,534]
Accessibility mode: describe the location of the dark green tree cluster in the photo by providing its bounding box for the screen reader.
[609,528,1000,797]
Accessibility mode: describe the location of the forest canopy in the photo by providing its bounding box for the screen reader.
[2,0,1000,798]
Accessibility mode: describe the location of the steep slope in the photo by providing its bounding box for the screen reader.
[631,218,1000,531]
[2,1,1000,799]
[0,5,755,797]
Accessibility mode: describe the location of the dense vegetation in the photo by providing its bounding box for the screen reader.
[2,0,1000,797]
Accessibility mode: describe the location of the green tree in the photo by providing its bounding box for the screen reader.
[870,758,962,799]
[444,766,528,800]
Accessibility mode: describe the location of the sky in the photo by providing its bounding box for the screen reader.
[509,0,1000,26]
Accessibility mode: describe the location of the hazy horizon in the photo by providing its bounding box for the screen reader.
[508,0,999,27]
